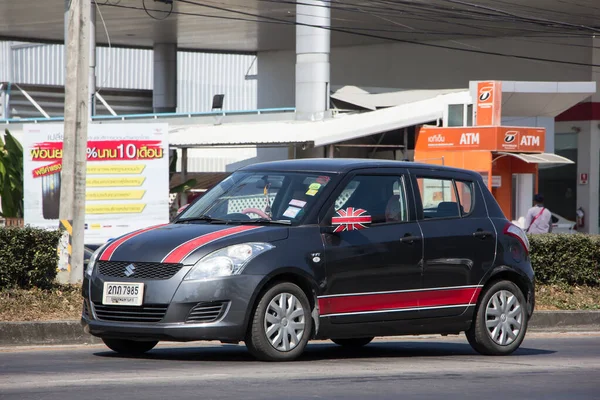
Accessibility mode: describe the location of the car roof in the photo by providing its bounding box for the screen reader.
[239,158,482,178]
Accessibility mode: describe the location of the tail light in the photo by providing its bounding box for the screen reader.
[503,223,530,256]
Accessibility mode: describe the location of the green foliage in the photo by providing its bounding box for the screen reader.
[529,233,600,287]
[169,150,196,194]
[0,129,24,218]
[0,226,61,290]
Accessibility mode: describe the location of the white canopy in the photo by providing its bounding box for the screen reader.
[169,91,471,148]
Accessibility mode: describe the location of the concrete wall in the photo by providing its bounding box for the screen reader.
[258,36,593,108]
[568,39,600,234]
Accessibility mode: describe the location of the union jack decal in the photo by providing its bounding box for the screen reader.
[332,207,372,233]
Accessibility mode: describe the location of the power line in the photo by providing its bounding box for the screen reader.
[177,0,600,68]
[97,0,600,68]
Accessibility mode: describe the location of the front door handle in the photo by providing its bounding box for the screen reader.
[473,230,494,239]
[400,234,421,244]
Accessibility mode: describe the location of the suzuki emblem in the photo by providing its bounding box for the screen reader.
[124,264,136,277]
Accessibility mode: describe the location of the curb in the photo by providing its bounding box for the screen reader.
[1,311,599,347]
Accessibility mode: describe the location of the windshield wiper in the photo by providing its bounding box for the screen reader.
[241,218,292,225]
[176,215,228,224]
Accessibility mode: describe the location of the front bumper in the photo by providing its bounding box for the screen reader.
[81,270,264,342]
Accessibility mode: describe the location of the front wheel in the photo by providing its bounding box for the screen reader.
[331,337,374,348]
[466,280,528,356]
[245,282,313,361]
[102,338,158,355]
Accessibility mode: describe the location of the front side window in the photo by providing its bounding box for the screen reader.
[416,177,474,219]
[178,171,334,225]
[326,174,409,230]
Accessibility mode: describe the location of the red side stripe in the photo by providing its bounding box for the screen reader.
[100,224,168,261]
[318,287,482,316]
[161,226,262,264]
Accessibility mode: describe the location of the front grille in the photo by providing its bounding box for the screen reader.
[186,301,228,323]
[93,302,168,323]
[97,261,183,280]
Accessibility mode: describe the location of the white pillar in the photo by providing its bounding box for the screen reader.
[514,173,534,225]
[153,43,177,113]
[295,0,330,121]
[575,38,600,234]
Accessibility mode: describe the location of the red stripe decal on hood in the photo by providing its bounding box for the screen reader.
[161,226,262,264]
[100,224,168,261]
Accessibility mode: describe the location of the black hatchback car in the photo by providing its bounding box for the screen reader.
[81,159,535,361]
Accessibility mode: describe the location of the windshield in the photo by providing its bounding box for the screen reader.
[177,171,335,225]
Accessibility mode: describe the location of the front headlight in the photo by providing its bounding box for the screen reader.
[184,242,274,281]
[85,247,103,277]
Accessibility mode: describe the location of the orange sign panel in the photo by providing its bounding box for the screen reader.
[475,81,502,126]
[496,127,545,152]
[416,127,497,151]
[416,126,545,153]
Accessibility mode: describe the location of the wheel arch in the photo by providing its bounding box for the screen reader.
[243,268,320,339]
[480,266,535,317]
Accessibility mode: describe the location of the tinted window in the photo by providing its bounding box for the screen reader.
[417,177,460,219]
[331,175,409,224]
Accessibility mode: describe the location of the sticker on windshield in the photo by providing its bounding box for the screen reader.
[332,207,372,233]
[316,176,330,185]
[309,182,322,191]
[289,199,307,208]
[306,189,318,196]
[283,206,302,218]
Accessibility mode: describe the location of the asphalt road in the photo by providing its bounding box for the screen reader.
[1,332,599,400]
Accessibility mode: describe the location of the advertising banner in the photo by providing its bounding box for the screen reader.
[23,123,170,245]
[416,126,545,153]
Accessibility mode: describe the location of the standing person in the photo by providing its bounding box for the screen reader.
[525,193,553,234]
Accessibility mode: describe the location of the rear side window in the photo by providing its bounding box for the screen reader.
[455,181,474,215]
[416,177,474,219]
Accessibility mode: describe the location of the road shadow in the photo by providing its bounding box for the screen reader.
[93,340,555,363]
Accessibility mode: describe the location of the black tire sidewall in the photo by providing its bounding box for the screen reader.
[469,280,528,355]
[246,282,313,361]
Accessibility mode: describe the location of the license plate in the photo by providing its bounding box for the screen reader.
[102,282,144,306]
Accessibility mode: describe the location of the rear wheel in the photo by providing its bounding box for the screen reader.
[102,338,158,355]
[245,282,312,361]
[466,280,528,355]
[331,337,374,348]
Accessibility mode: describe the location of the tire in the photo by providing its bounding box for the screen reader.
[102,338,158,355]
[466,280,528,356]
[331,337,374,348]
[245,282,313,362]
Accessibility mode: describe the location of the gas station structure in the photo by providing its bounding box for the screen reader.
[1,0,599,232]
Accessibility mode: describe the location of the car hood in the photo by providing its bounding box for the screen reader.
[98,223,289,265]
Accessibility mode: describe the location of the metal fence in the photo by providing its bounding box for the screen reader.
[1,41,257,113]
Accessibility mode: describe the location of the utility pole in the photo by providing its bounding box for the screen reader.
[60,0,91,284]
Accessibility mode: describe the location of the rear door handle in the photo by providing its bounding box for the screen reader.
[400,235,421,244]
[473,230,494,239]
